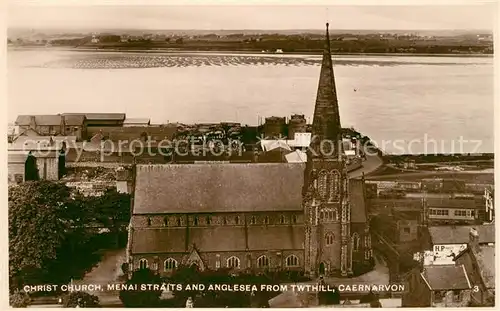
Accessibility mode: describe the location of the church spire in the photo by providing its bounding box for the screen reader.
[310,22,342,158]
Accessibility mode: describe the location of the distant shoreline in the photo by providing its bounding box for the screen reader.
[8,46,493,58]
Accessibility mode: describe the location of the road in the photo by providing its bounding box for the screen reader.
[72,248,126,307]
[348,151,384,179]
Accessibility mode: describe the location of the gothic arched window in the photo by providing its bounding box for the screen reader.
[139,258,148,269]
[318,170,328,199]
[257,255,270,268]
[329,170,340,201]
[164,258,178,271]
[227,256,240,269]
[352,233,360,252]
[285,255,299,267]
[325,233,335,246]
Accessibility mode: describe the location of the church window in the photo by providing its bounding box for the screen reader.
[292,214,298,224]
[193,216,198,226]
[352,233,360,252]
[250,216,256,225]
[227,256,240,269]
[264,216,270,225]
[280,215,286,224]
[164,217,168,226]
[215,254,221,269]
[206,216,211,225]
[325,233,335,246]
[139,258,148,269]
[285,255,299,267]
[164,258,177,271]
[329,170,340,201]
[152,262,158,271]
[235,216,240,225]
[257,255,270,268]
[146,218,151,226]
[318,170,328,199]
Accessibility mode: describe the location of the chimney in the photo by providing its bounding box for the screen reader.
[469,227,480,252]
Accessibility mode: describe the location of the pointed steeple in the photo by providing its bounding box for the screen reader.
[310,23,342,157]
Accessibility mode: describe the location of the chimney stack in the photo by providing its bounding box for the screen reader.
[469,227,480,252]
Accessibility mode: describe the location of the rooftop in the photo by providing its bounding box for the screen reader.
[133,163,305,214]
[131,225,304,254]
[428,225,495,245]
[426,198,476,209]
[421,264,471,290]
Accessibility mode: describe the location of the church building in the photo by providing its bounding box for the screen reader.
[127,24,373,277]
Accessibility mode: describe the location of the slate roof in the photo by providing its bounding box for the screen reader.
[123,118,151,125]
[350,179,367,223]
[8,152,28,163]
[133,163,305,214]
[15,115,62,126]
[475,245,495,288]
[63,113,126,121]
[428,225,495,245]
[457,245,495,289]
[247,226,304,250]
[64,115,85,126]
[131,226,304,254]
[421,265,471,290]
[426,198,476,209]
[84,113,126,120]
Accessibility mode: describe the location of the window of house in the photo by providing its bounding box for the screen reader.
[325,233,335,246]
[215,254,221,269]
[403,227,410,234]
[264,216,269,225]
[48,126,54,133]
[66,127,71,132]
[280,215,286,224]
[206,216,211,225]
[257,255,270,268]
[235,216,240,225]
[352,233,360,251]
[193,216,198,226]
[292,214,298,224]
[146,218,152,226]
[177,217,181,226]
[222,216,227,225]
[164,217,168,226]
[164,258,177,271]
[139,258,148,269]
[227,256,240,269]
[285,255,299,267]
[453,290,461,302]
[250,216,256,225]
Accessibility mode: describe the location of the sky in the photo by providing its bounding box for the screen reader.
[7,3,496,31]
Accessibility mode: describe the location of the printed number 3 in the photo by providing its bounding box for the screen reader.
[473,286,479,292]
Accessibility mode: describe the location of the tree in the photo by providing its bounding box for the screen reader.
[24,153,39,181]
[119,268,163,307]
[62,291,99,308]
[10,290,31,308]
[9,181,75,290]
[89,188,131,247]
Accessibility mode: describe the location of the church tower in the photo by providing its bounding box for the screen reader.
[303,23,352,277]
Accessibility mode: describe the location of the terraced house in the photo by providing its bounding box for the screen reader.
[126,24,373,277]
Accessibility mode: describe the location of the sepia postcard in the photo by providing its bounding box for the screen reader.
[6,1,496,308]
